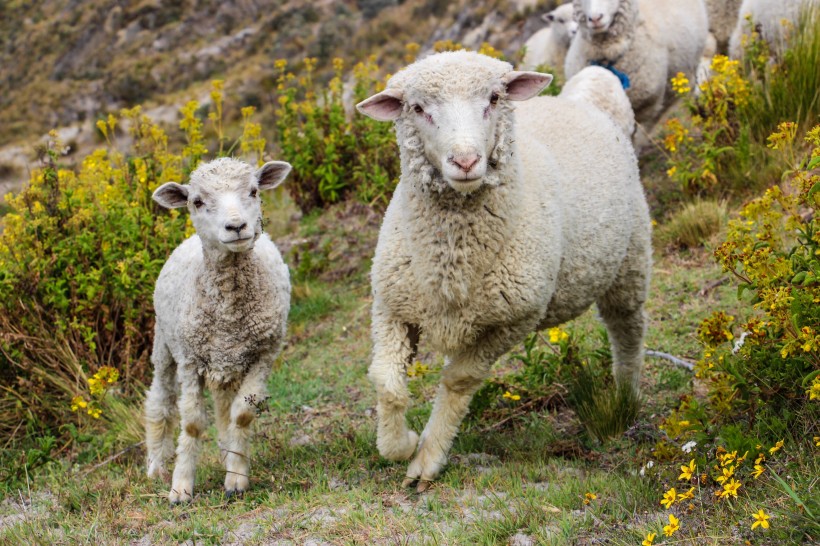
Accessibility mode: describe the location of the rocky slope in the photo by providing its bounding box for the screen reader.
[0,0,554,195]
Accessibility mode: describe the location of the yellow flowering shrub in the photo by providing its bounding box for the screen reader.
[273,55,400,213]
[0,87,269,439]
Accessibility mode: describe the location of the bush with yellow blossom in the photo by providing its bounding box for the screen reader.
[0,82,271,441]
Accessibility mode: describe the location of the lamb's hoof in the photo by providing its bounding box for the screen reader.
[401,477,417,489]
[168,489,193,504]
[224,488,244,500]
[400,477,434,493]
[416,480,434,493]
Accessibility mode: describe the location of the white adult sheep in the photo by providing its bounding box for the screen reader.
[705,0,743,53]
[559,65,635,136]
[728,0,818,60]
[520,3,578,71]
[145,157,292,503]
[357,51,652,491]
[565,0,708,140]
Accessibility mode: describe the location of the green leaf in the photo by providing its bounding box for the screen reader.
[808,155,820,170]
[791,271,807,284]
[808,181,820,203]
[770,472,816,520]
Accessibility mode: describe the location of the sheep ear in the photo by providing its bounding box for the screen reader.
[356,88,404,121]
[256,161,292,190]
[502,71,553,101]
[153,182,189,209]
[541,13,555,24]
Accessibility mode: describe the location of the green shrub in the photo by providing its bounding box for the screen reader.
[657,198,726,249]
[273,56,400,213]
[0,88,268,442]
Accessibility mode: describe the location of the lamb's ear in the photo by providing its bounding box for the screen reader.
[153,182,189,209]
[256,161,292,190]
[356,88,404,121]
[502,71,553,101]
[541,12,555,24]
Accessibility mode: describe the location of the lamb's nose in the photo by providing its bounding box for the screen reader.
[225,221,247,233]
[450,153,480,173]
[589,13,604,24]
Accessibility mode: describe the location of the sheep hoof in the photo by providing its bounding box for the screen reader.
[401,477,418,489]
[168,489,193,504]
[224,488,244,500]
[415,480,434,493]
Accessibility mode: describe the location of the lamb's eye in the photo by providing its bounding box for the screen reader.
[413,104,424,114]
[249,188,258,199]
[490,93,499,105]
[192,198,204,209]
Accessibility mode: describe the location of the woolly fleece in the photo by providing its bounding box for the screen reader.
[365,51,652,486]
[565,0,709,137]
[560,65,636,136]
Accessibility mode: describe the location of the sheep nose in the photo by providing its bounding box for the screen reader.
[588,13,604,24]
[449,153,481,173]
[225,221,247,233]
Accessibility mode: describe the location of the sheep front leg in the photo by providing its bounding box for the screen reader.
[169,371,207,504]
[222,358,273,495]
[369,313,420,461]
[145,335,178,482]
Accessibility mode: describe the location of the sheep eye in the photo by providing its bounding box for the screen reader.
[413,104,424,114]
[249,188,258,198]
[192,198,204,209]
[490,93,499,105]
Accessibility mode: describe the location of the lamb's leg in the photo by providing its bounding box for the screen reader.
[596,231,651,392]
[369,312,420,461]
[213,386,237,490]
[404,325,519,490]
[222,357,274,495]
[145,335,178,481]
[169,370,206,503]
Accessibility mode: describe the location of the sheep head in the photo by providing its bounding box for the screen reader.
[543,3,579,45]
[153,158,291,252]
[574,0,624,34]
[357,51,551,195]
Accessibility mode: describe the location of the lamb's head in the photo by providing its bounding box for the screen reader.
[573,0,631,34]
[152,157,291,252]
[543,3,579,44]
[357,51,551,194]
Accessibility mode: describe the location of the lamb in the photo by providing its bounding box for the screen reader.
[520,3,578,72]
[728,0,818,60]
[559,65,635,136]
[565,0,708,140]
[145,157,292,503]
[357,51,652,491]
[705,0,743,53]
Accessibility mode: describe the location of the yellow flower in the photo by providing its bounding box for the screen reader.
[751,464,765,479]
[583,492,597,505]
[814,436,820,447]
[642,532,656,546]
[406,362,429,378]
[751,509,770,530]
[678,459,696,481]
[720,478,742,498]
[715,465,735,484]
[87,406,102,419]
[548,327,569,344]
[677,487,695,502]
[70,395,88,411]
[807,376,820,400]
[671,72,691,95]
[663,513,680,537]
[768,440,784,455]
[754,453,765,465]
[661,488,677,509]
[502,390,521,401]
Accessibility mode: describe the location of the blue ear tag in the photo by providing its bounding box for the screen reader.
[590,60,631,90]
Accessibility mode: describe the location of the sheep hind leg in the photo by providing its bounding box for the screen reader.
[369,318,421,462]
[145,337,178,482]
[596,239,651,393]
[169,372,207,504]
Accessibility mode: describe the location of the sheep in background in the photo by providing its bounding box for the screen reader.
[729,0,819,60]
[145,157,292,503]
[560,65,636,136]
[565,0,708,142]
[705,0,743,53]
[520,3,578,71]
[357,51,651,491]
